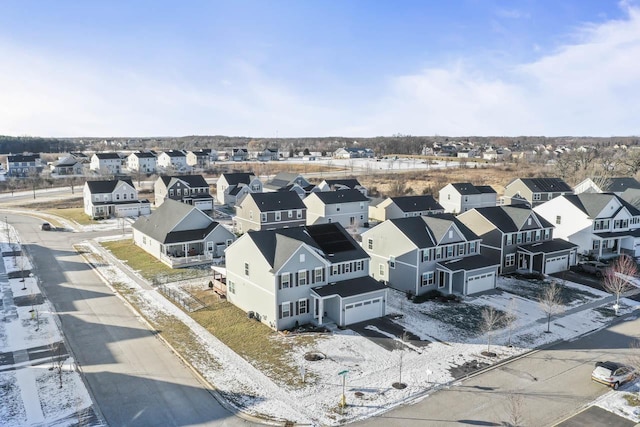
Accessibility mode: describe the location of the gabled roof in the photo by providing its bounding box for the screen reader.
[244,191,305,212]
[162,150,186,157]
[436,254,500,272]
[323,179,362,189]
[621,188,640,208]
[8,153,40,162]
[476,185,497,194]
[388,214,478,248]
[563,193,640,218]
[265,172,308,190]
[53,156,81,167]
[448,183,489,195]
[511,177,572,193]
[596,177,640,192]
[310,189,368,204]
[93,152,121,160]
[518,239,578,254]
[189,149,211,157]
[247,223,367,269]
[470,206,552,232]
[159,174,209,188]
[130,151,156,159]
[220,172,255,185]
[85,179,134,194]
[312,276,386,298]
[132,199,218,243]
[389,195,444,212]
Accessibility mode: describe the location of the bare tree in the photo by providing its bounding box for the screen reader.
[504,393,525,427]
[539,281,565,333]
[49,342,67,389]
[480,306,502,353]
[504,298,518,347]
[603,255,638,316]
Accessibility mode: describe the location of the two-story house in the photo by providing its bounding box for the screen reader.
[534,193,640,260]
[50,155,84,176]
[263,172,315,198]
[154,175,213,211]
[127,151,157,174]
[234,191,306,233]
[132,199,235,268]
[438,183,497,214]
[186,149,217,169]
[458,205,578,275]
[303,189,369,228]
[90,152,123,175]
[225,223,387,330]
[157,150,189,172]
[316,179,368,197]
[362,214,499,296]
[231,148,249,161]
[369,195,444,221]
[502,178,573,207]
[574,177,640,196]
[6,153,44,177]
[333,147,375,159]
[257,148,279,162]
[216,172,262,206]
[83,179,151,219]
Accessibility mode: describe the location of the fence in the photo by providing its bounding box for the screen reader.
[158,284,207,312]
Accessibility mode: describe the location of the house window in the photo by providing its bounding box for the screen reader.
[228,280,235,294]
[226,239,233,246]
[300,254,305,263]
[389,257,396,269]
[332,265,339,275]
[526,231,532,243]
[142,236,146,245]
[177,189,181,196]
[281,303,291,318]
[446,246,453,258]
[435,248,442,260]
[448,230,453,239]
[288,210,293,218]
[367,238,373,250]
[535,230,541,241]
[314,268,323,283]
[516,233,523,244]
[244,263,249,276]
[275,212,281,221]
[281,273,290,288]
[298,271,307,286]
[544,229,550,240]
[505,254,515,267]
[421,271,434,287]
[447,194,451,200]
[533,193,541,201]
[249,211,253,220]
[123,193,128,200]
[296,210,302,219]
[360,202,364,210]
[336,204,341,212]
[556,216,561,225]
[207,241,214,251]
[131,193,134,199]
[469,242,477,253]
[298,299,308,315]
[261,213,267,223]
[506,234,513,245]
[548,193,553,200]
[169,189,174,196]
[593,240,600,250]
[458,243,465,256]
[379,263,385,276]
[421,249,430,262]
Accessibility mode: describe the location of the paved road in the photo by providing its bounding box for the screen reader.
[5,212,256,426]
[358,313,640,426]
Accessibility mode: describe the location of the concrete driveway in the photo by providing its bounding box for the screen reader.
[555,406,635,427]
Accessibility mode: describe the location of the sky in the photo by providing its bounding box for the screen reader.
[0,0,639,138]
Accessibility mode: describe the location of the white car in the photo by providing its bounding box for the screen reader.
[591,361,636,389]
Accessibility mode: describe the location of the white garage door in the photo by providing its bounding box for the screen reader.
[545,255,568,274]
[467,272,495,294]
[344,297,383,325]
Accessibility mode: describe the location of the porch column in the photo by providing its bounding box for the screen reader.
[616,238,621,255]
[319,298,324,325]
[598,240,603,259]
[448,271,453,294]
[529,254,534,273]
[184,243,188,259]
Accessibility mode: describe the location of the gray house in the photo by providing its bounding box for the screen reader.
[225,223,387,330]
[369,195,444,222]
[132,199,235,268]
[438,183,497,214]
[304,189,369,228]
[263,172,315,197]
[316,179,368,197]
[362,215,499,295]
[154,175,213,211]
[457,206,578,275]
[574,177,640,196]
[216,172,262,206]
[502,178,573,207]
[234,191,306,233]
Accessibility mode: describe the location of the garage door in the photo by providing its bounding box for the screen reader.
[467,272,495,294]
[344,297,384,325]
[545,255,568,274]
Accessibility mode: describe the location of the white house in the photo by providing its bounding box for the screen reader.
[90,152,123,175]
[157,150,189,172]
[573,177,640,196]
[438,183,497,214]
[216,172,263,206]
[83,179,151,219]
[127,151,157,174]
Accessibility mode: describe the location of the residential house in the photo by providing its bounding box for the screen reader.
[216,172,262,206]
[50,155,84,176]
[132,199,235,268]
[90,152,123,175]
[6,153,43,177]
[127,151,157,174]
[257,148,279,162]
[154,175,213,211]
[225,223,387,330]
[333,147,375,159]
[186,149,217,169]
[534,193,640,260]
[502,178,573,207]
[231,148,249,162]
[234,191,306,233]
[369,195,444,221]
[574,177,640,196]
[304,189,369,228]
[83,179,151,219]
[439,183,497,214]
[316,178,368,197]
[457,205,577,275]
[263,172,315,198]
[362,214,499,295]
[157,150,189,172]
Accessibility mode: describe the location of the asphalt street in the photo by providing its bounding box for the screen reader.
[5,211,256,426]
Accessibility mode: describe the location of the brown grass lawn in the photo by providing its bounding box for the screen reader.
[44,207,95,226]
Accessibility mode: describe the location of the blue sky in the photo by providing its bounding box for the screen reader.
[0,1,638,137]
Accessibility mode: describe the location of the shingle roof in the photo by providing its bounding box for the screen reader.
[311,189,368,204]
[388,214,479,248]
[390,195,444,213]
[518,239,578,254]
[450,183,482,195]
[516,178,572,193]
[131,151,156,158]
[312,276,386,298]
[436,254,500,272]
[94,152,122,160]
[221,172,254,186]
[159,174,209,188]
[471,206,552,232]
[162,150,186,157]
[85,179,134,194]
[563,193,640,218]
[598,177,640,192]
[8,154,40,162]
[245,192,305,212]
[476,185,497,194]
[323,179,362,189]
[265,172,307,190]
[621,188,640,208]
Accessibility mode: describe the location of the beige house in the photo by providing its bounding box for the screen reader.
[369,195,444,221]
[234,192,306,233]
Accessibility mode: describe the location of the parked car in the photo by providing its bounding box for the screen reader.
[41,222,52,231]
[591,361,636,389]
[577,261,608,277]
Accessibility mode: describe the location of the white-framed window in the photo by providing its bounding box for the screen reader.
[281,302,291,318]
[298,299,308,315]
[296,210,302,219]
[116,194,120,200]
[593,240,600,250]
[367,238,373,250]
[331,265,339,275]
[298,270,307,286]
[300,254,305,263]
[288,210,293,218]
[505,254,515,267]
[379,263,385,276]
[421,249,430,262]
[275,211,281,221]
[228,280,235,294]
[421,271,434,287]
[244,262,249,276]
[469,241,477,253]
[389,257,396,269]
[556,215,561,225]
[533,193,541,201]
[261,213,267,223]
[516,233,523,244]
[435,248,442,259]
[169,189,174,196]
[177,189,182,196]
[226,239,233,246]
[281,273,290,288]
[314,268,323,283]
[448,230,453,239]
[446,246,453,258]
[207,241,214,251]
[544,229,550,240]
[458,243,465,256]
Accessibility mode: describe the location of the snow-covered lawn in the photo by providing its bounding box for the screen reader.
[596,380,640,423]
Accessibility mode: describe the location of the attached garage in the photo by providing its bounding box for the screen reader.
[545,255,568,274]
[466,272,496,294]
[344,297,384,325]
